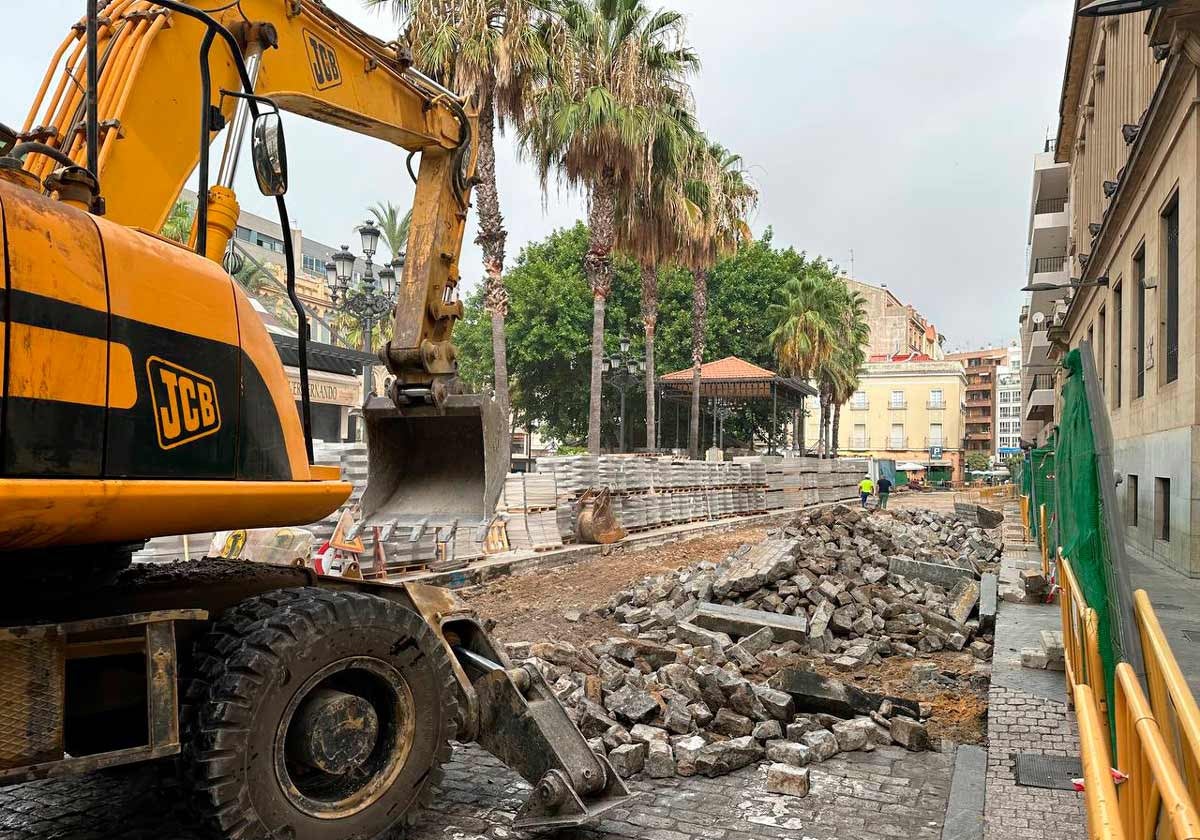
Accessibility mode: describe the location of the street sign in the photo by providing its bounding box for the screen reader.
[929,445,943,460]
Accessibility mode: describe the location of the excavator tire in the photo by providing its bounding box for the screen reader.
[181,588,457,840]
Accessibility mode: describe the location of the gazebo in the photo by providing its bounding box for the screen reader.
[658,356,817,454]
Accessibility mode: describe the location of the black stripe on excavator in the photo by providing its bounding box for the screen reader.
[0,288,293,481]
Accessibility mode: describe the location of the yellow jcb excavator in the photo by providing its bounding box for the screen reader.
[0,2,630,838]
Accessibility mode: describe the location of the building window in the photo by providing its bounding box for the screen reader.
[1155,477,1170,541]
[1134,247,1146,398]
[851,391,867,409]
[1097,306,1106,394]
[929,423,943,447]
[928,388,944,408]
[1113,280,1123,408]
[889,423,905,448]
[1127,474,1138,527]
[851,423,867,448]
[1163,195,1179,383]
[889,390,905,409]
[235,226,252,242]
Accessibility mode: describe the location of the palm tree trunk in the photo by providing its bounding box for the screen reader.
[831,403,841,459]
[584,169,617,455]
[818,389,829,458]
[474,86,511,417]
[641,262,658,450]
[688,269,708,459]
[795,405,804,454]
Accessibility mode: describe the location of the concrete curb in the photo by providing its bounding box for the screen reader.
[942,743,987,840]
[405,507,814,590]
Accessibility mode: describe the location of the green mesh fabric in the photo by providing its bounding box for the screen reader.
[1032,448,1057,548]
[1054,349,1120,732]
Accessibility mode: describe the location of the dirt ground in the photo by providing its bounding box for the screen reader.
[462,526,769,646]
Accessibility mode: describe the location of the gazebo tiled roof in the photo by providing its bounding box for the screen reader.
[660,356,816,400]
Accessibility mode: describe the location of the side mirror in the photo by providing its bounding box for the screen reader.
[251,112,287,197]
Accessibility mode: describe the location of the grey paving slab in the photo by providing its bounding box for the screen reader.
[941,745,985,840]
[1123,544,1200,695]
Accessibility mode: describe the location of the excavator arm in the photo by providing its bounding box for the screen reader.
[20,0,472,393]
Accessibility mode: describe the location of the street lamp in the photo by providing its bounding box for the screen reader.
[602,336,646,453]
[325,222,406,412]
[1021,276,1110,293]
[1078,0,1169,16]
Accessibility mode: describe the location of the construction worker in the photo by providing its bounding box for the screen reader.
[876,475,893,510]
[858,474,874,509]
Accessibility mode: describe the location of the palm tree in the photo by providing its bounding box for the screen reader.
[826,287,869,457]
[233,262,275,297]
[521,0,700,454]
[370,0,548,417]
[679,138,757,457]
[367,201,412,261]
[767,267,842,454]
[161,198,195,244]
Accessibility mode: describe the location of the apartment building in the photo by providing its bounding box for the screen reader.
[1020,139,1071,449]
[1043,2,1200,576]
[945,348,1007,458]
[996,344,1023,457]
[842,277,944,360]
[816,355,966,484]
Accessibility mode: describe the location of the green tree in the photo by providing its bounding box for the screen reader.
[369,0,549,416]
[161,198,195,244]
[966,452,991,474]
[367,202,412,261]
[520,0,700,454]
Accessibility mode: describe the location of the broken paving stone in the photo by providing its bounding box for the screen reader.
[629,723,670,743]
[765,739,811,767]
[766,763,810,797]
[831,718,874,752]
[752,720,783,741]
[889,716,930,751]
[800,729,839,761]
[768,668,921,719]
[696,735,763,778]
[604,686,660,724]
[970,639,993,660]
[602,724,632,751]
[688,701,714,728]
[727,681,771,721]
[753,686,795,721]
[786,717,823,742]
[691,601,808,643]
[675,622,734,651]
[603,637,679,669]
[947,578,981,625]
[662,704,693,735]
[733,626,776,655]
[711,708,754,737]
[607,743,646,778]
[563,608,584,623]
[674,735,707,777]
[808,600,835,637]
[587,736,605,755]
[645,740,675,778]
[578,700,619,738]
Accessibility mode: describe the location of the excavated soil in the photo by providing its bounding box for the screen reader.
[461,526,769,646]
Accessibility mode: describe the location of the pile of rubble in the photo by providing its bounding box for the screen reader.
[507,504,1001,792]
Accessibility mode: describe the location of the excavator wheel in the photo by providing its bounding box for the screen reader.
[182,588,457,840]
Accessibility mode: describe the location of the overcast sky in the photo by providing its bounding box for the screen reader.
[1,0,1072,352]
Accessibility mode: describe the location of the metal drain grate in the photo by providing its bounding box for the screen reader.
[1014,754,1082,790]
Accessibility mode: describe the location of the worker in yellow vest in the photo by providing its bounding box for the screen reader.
[858,475,874,509]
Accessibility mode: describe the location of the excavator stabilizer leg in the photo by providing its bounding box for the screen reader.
[402,584,636,829]
[360,393,509,528]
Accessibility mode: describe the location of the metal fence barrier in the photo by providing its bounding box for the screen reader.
[1062,553,1110,741]
[1076,683,1127,840]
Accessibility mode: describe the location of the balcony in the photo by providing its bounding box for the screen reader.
[847,436,871,451]
[926,399,947,410]
[965,430,992,441]
[925,437,946,449]
[1025,373,1055,422]
[886,436,908,450]
[888,399,907,410]
[849,401,869,411]
[1034,196,1066,215]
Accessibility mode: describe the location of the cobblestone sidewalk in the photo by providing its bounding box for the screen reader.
[0,742,954,840]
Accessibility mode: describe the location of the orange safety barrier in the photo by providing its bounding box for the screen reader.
[1076,682,1128,840]
[1113,663,1200,839]
[1133,590,1200,815]
[1060,553,1109,737]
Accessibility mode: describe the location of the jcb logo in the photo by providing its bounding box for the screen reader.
[146,357,221,450]
[303,30,342,90]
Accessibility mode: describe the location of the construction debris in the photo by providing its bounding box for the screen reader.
[507,503,1000,782]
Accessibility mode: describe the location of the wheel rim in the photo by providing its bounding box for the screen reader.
[274,657,416,819]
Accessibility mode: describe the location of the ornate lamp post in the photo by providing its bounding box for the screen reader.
[325,220,404,401]
[602,336,646,453]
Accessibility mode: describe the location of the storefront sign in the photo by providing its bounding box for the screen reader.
[285,368,361,406]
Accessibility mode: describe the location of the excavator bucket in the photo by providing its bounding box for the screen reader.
[577,488,627,544]
[360,393,509,528]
